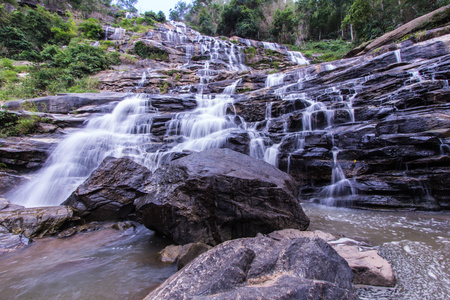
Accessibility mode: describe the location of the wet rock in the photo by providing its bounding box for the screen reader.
[333,244,396,287]
[63,156,151,221]
[0,137,56,171]
[0,228,30,253]
[0,206,73,238]
[135,148,309,246]
[270,229,396,287]
[159,242,212,269]
[145,236,357,300]
[0,170,28,196]
[3,92,132,114]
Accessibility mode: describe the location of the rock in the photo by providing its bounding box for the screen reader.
[145,236,357,300]
[346,5,450,57]
[0,137,56,171]
[63,156,151,221]
[0,170,28,196]
[333,244,396,287]
[0,206,73,238]
[159,245,183,263]
[0,197,24,212]
[0,228,30,253]
[135,148,309,246]
[176,242,212,270]
[159,242,213,269]
[3,92,132,114]
[269,229,396,287]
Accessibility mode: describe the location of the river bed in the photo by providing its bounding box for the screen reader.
[302,203,450,300]
[0,205,448,299]
[0,224,176,300]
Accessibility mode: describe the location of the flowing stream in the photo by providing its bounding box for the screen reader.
[0,225,176,300]
[0,206,448,299]
[303,203,450,299]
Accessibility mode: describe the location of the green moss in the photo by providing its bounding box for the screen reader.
[133,41,169,61]
[236,87,252,93]
[290,39,352,64]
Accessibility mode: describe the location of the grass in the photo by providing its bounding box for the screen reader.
[290,39,353,63]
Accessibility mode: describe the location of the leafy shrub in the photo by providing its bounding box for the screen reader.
[107,51,121,65]
[80,18,104,40]
[0,110,19,137]
[53,43,112,77]
[133,41,168,61]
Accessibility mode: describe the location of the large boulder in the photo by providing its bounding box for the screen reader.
[145,235,357,300]
[63,156,151,221]
[0,205,73,238]
[135,148,309,245]
[269,229,396,287]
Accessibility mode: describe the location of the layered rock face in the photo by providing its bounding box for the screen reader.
[135,148,309,245]
[145,235,357,300]
[3,20,450,211]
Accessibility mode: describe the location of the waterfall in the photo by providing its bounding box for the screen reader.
[8,95,157,207]
[394,49,402,63]
[287,51,309,65]
[266,73,285,88]
[320,146,357,206]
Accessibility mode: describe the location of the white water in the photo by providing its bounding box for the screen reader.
[104,27,126,40]
[288,51,309,65]
[9,95,157,206]
[320,147,356,206]
[394,49,402,63]
[266,73,285,88]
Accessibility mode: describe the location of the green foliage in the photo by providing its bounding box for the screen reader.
[270,8,299,44]
[156,11,167,23]
[52,43,112,77]
[0,5,77,59]
[80,18,104,40]
[292,39,352,63]
[119,53,138,64]
[107,51,121,65]
[217,0,263,39]
[133,41,169,61]
[143,10,166,23]
[199,7,215,35]
[0,110,19,137]
[170,1,191,21]
[116,0,138,12]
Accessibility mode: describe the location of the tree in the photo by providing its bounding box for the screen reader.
[199,7,215,35]
[169,1,191,21]
[117,0,138,12]
[217,0,264,39]
[270,7,299,44]
[156,11,166,23]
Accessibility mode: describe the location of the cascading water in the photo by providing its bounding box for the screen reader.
[8,95,157,207]
[320,146,357,206]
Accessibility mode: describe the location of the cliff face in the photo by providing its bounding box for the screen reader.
[3,19,450,210]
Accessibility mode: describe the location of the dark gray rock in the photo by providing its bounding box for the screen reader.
[145,236,356,300]
[3,92,132,114]
[135,148,309,245]
[63,156,151,221]
[0,137,56,171]
[0,205,73,238]
[0,170,28,196]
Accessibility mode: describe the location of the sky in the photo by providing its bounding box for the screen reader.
[136,0,193,18]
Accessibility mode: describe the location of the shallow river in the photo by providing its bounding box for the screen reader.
[0,225,176,299]
[302,203,450,300]
[0,204,448,299]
